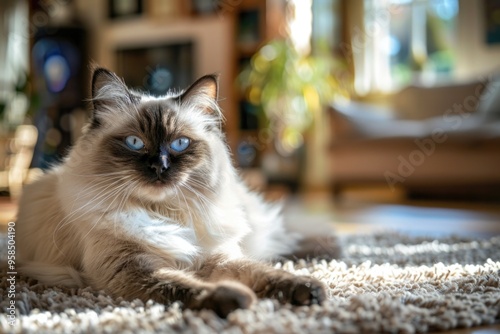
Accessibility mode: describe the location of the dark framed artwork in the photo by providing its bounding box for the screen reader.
[238,10,261,47]
[115,42,194,96]
[485,0,500,44]
[108,0,143,19]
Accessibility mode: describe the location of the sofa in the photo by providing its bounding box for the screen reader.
[328,76,500,200]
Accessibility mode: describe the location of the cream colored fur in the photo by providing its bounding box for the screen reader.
[16,71,299,291]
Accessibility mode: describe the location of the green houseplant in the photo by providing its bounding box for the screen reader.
[239,39,350,188]
[239,39,348,156]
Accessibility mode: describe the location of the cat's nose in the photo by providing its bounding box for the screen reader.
[150,162,167,176]
[150,154,169,176]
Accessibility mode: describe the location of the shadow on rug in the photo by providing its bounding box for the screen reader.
[1,233,499,333]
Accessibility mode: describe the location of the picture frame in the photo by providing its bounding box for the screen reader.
[484,0,500,45]
[115,42,194,96]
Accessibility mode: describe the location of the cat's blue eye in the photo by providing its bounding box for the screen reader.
[170,137,190,152]
[125,136,145,150]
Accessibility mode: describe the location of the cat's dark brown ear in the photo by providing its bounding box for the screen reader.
[179,74,220,115]
[90,67,139,128]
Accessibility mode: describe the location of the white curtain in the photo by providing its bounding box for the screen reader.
[0,0,29,103]
[349,0,393,95]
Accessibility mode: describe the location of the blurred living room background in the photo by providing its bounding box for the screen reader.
[1,0,499,237]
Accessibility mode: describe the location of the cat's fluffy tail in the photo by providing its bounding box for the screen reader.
[283,216,343,260]
[19,262,85,288]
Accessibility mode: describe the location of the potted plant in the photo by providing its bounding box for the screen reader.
[238,39,349,188]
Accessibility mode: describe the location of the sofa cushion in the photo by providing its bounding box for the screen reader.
[329,102,426,141]
[392,81,485,120]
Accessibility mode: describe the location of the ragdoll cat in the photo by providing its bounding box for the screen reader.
[17,68,327,317]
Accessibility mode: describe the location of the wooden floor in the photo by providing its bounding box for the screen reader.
[2,188,499,333]
[283,188,500,239]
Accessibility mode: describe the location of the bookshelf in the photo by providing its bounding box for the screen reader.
[229,0,286,168]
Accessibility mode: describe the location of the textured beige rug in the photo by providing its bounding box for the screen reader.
[1,232,499,333]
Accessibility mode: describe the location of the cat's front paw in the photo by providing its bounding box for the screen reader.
[197,281,256,318]
[269,276,327,306]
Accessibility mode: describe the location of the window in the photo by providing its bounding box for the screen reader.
[354,0,458,94]
[389,0,458,85]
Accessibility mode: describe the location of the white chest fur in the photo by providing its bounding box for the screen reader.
[117,210,200,263]
[111,206,248,264]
